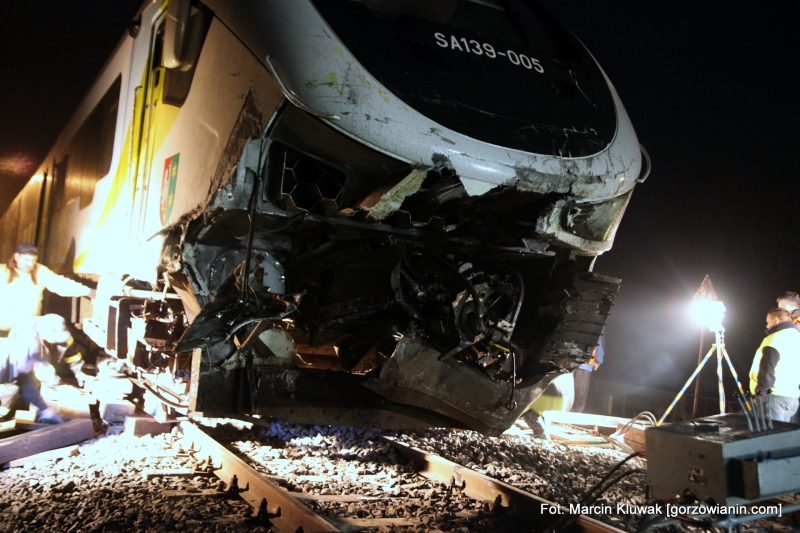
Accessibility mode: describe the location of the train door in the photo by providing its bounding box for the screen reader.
[132,8,181,242]
[131,0,207,241]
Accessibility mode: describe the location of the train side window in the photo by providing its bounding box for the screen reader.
[163,4,212,107]
[63,75,121,210]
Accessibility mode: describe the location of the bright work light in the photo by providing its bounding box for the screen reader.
[659,275,750,425]
[690,298,726,332]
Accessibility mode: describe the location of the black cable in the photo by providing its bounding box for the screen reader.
[421,249,486,330]
[241,165,261,301]
[636,516,682,533]
[546,452,645,533]
[583,468,647,505]
[505,341,518,410]
[264,212,307,233]
[126,375,189,409]
[550,468,647,533]
[580,451,644,504]
[142,380,189,409]
[224,314,287,343]
[510,268,525,327]
[401,248,433,285]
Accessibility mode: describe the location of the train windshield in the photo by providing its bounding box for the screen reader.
[316,0,616,156]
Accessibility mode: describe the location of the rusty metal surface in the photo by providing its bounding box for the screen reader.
[383,436,625,533]
[180,422,339,533]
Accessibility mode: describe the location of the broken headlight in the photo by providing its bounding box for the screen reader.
[563,190,632,242]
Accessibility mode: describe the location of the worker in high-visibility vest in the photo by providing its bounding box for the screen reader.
[749,308,800,422]
[0,243,95,337]
[520,373,575,437]
[572,329,605,413]
[776,292,800,423]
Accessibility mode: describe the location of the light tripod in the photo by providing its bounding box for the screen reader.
[657,328,750,426]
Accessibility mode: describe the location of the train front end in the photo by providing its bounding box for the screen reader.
[170,0,644,435]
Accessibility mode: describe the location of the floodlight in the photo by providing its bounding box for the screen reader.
[659,276,750,425]
[690,299,726,332]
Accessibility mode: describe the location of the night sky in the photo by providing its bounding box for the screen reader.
[2,1,799,398]
[0,0,141,213]
[536,1,800,395]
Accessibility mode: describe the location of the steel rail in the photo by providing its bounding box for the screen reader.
[180,422,339,533]
[382,436,625,533]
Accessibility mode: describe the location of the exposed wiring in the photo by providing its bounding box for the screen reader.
[509,268,525,328]
[223,314,288,343]
[240,165,262,301]
[505,340,520,411]
[612,411,657,441]
[420,249,486,330]
[264,212,307,233]
[126,374,190,409]
[142,380,189,409]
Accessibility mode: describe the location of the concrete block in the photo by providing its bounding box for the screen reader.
[124,415,174,437]
[100,399,138,423]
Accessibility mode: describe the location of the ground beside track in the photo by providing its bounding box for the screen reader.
[0,419,795,533]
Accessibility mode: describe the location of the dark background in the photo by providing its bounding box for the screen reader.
[535,1,800,396]
[1,1,799,396]
[0,1,141,213]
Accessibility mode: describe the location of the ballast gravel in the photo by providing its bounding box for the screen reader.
[0,420,783,533]
[0,425,270,533]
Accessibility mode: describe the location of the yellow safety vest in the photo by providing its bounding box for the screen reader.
[587,347,597,366]
[749,326,800,398]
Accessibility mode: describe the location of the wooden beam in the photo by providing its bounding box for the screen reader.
[14,410,36,424]
[0,419,95,464]
[6,445,80,467]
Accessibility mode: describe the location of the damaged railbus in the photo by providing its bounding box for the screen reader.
[0,0,647,435]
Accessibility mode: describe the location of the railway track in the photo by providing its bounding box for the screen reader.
[1,415,794,532]
[179,421,627,533]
